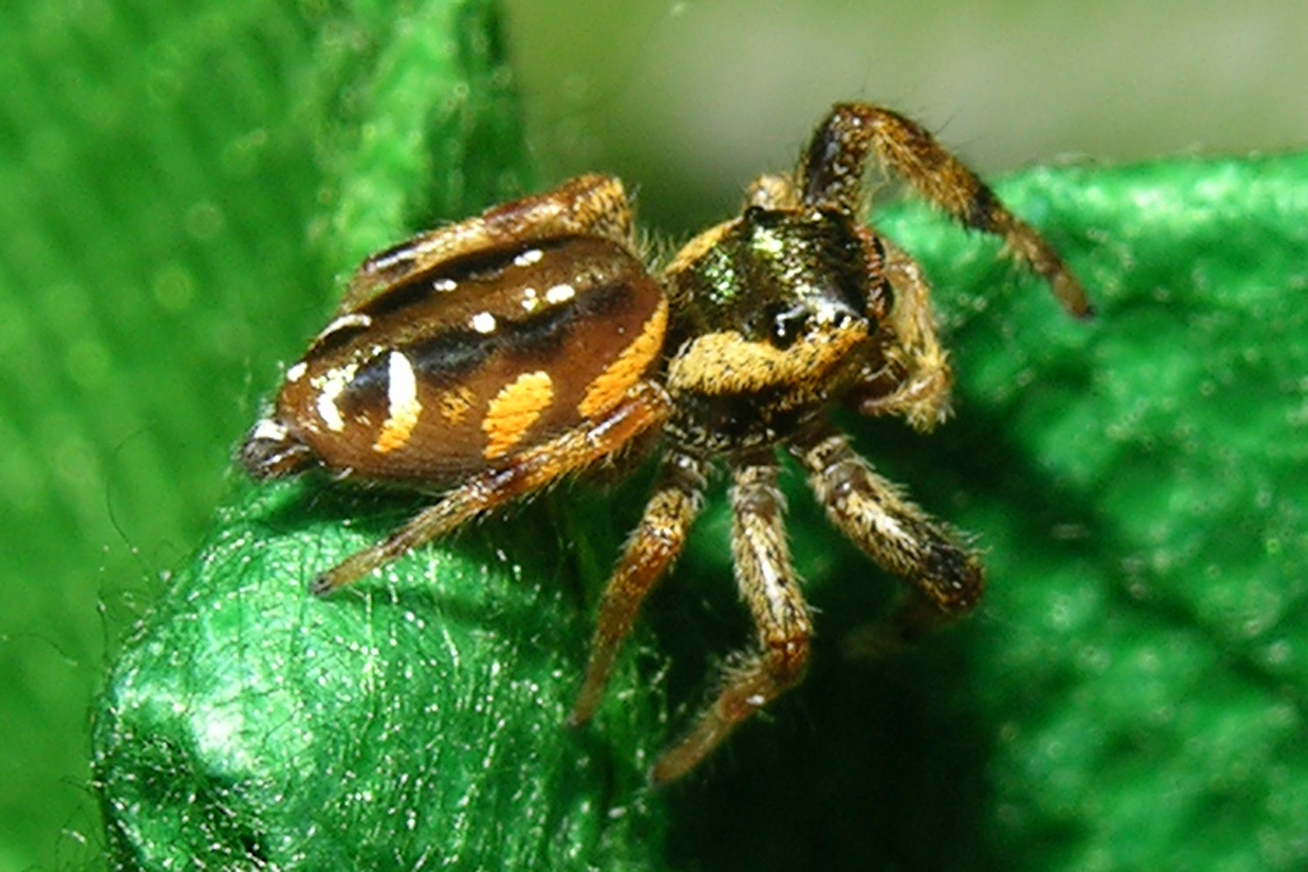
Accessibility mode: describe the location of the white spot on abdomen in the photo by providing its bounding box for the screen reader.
[545,284,575,304]
[315,312,372,343]
[513,248,544,267]
[250,417,289,442]
[312,363,358,433]
[374,351,422,453]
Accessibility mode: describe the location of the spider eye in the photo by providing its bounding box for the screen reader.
[764,303,810,349]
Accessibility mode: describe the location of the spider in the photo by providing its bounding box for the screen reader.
[241,102,1090,784]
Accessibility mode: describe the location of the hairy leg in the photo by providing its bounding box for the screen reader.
[849,238,956,430]
[793,426,983,651]
[652,452,812,784]
[801,102,1091,318]
[311,381,672,595]
[569,450,708,727]
[342,174,637,311]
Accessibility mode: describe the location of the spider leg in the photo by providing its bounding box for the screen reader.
[793,426,983,651]
[744,172,799,210]
[849,238,955,431]
[311,381,672,595]
[569,451,707,727]
[340,174,636,312]
[651,452,811,784]
[801,102,1091,318]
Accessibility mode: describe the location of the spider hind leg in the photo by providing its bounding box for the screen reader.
[570,451,708,728]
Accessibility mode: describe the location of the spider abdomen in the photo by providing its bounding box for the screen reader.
[243,235,667,483]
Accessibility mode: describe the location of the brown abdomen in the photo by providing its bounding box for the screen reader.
[273,236,667,483]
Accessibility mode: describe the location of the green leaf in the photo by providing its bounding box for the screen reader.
[95,483,664,870]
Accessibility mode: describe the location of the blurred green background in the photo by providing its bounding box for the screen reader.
[3,1,1307,869]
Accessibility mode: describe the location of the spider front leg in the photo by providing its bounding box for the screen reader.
[793,426,983,652]
[802,102,1092,318]
[651,452,812,785]
[312,381,672,594]
[848,238,955,431]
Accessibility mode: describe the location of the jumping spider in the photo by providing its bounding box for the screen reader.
[241,102,1090,784]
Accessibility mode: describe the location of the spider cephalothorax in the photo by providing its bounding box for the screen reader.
[241,102,1089,783]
